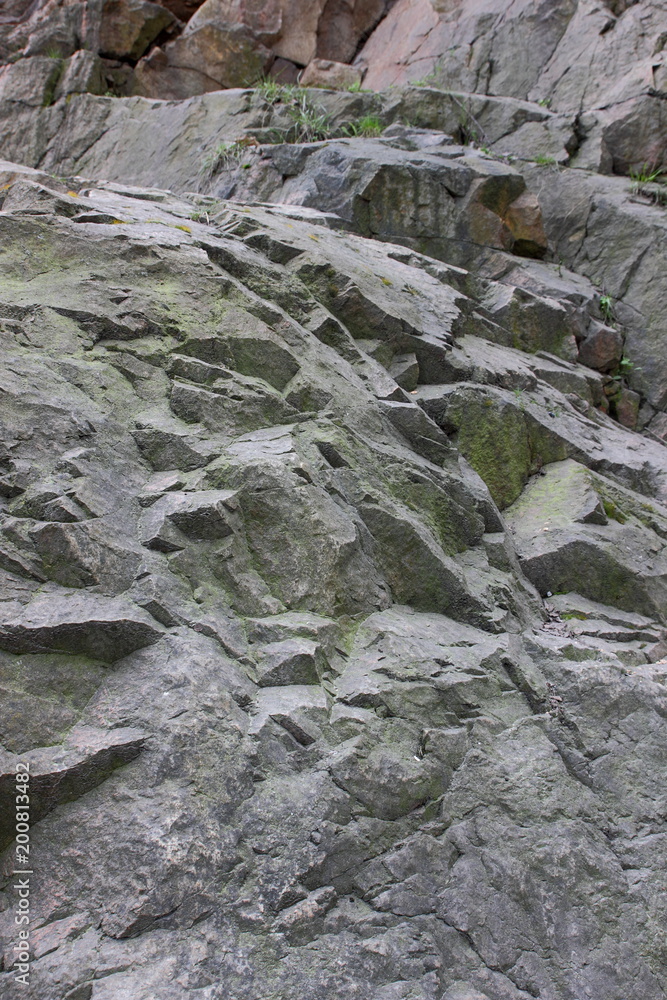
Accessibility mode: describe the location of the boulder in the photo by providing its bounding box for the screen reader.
[577,321,623,373]
[98,0,176,61]
[254,637,324,686]
[301,59,363,91]
[134,22,272,97]
[504,459,667,619]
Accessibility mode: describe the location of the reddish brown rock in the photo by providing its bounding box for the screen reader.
[301,58,362,90]
[614,385,641,429]
[185,0,284,46]
[578,322,624,373]
[269,55,300,82]
[133,21,271,97]
[504,191,549,259]
[99,0,176,60]
[156,0,206,22]
[355,0,439,90]
[181,0,322,66]
[316,0,393,64]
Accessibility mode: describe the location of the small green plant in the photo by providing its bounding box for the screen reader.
[599,293,614,323]
[612,357,641,383]
[411,70,439,88]
[629,163,664,185]
[255,77,299,105]
[603,499,627,524]
[347,79,364,93]
[44,45,63,60]
[533,154,556,165]
[537,97,552,108]
[341,115,383,138]
[200,140,248,177]
[629,163,667,205]
[189,209,210,223]
[271,92,335,143]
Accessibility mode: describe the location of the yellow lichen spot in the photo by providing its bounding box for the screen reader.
[67,191,78,198]
[0,182,12,191]
[309,234,319,240]
[175,224,192,233]
[112,219,125,224]
[381,277,393,286]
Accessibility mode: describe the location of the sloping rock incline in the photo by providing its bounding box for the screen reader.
[1,78,665,433]
[0,161,665,1000]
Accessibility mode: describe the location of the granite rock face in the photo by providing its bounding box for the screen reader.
[0,4,666,1000]
[0,0,394,96]
[0,149,665,1000]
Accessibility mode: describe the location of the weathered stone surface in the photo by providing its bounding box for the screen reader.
[505,459,667,619]
[0,88,664,419]
[0,726,146,849]
[0,52,665,997]
[356,0,666,134]
[99,0,175,61]
[134,21,272,97]
[0,594,164,660]
[525,164,667,412]
[301,58,363,90]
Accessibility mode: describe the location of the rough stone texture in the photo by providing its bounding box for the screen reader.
[133,19,273,97]
[0,160,664,1000]
[1,81,661,417]
[0,0,394,97]
[300,58,363,91]
[504,459,667,618]
[99,0,176,61]
[357,0,667,175]
[0,0,665,174]
[0,6,666,998]
[0,726,147,849]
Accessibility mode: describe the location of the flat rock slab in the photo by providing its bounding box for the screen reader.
[505,460,667,620]
[0,726,146,848]
[334,606,536,729]
[0,595,164,661]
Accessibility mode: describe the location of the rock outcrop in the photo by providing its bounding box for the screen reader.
[0,4,666,1000]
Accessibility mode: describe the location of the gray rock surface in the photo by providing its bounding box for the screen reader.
[0,7,667,995]
[0,159,664,1000]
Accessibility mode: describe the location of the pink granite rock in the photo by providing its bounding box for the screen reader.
[301,58,363,90]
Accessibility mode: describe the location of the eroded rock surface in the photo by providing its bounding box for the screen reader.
[0,4,666,997]
[0,155,664,1000]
